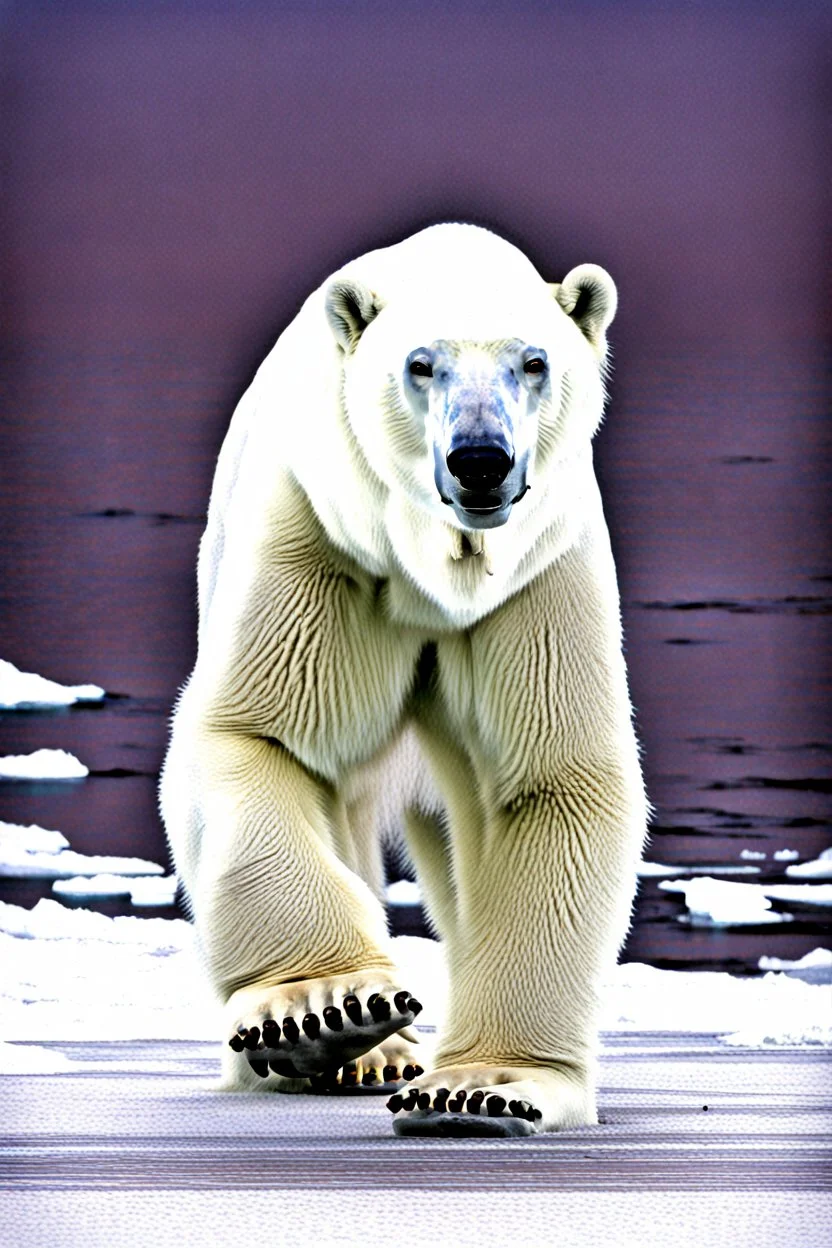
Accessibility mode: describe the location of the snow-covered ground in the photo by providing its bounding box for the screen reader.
[0,899,829,1066]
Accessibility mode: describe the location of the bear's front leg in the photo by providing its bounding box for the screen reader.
[166,720,424,1090]
[393,534,648,1135]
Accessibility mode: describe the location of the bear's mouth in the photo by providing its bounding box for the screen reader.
[458,493,504,515]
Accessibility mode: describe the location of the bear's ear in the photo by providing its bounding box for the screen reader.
[550,264,617,356]
[325,278,384,353]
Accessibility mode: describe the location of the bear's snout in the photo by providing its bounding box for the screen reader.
[446,443,515,492]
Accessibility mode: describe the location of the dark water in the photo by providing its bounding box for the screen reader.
[1,0,830,968]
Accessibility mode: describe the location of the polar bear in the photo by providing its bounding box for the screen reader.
[160,223,648,1137]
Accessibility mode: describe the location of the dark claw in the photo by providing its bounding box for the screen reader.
[394,990,411,1013]
[242,1026,261,1050]
[261,1019,280,1046]
[448,1090,467,1113]
[362,1069,377,1085]
[367,993,391,1023]
[268,1058,301,1078]
[383,1064,398,1082]
[342,995,363,1026]
[387,1093,403,1113]
[433,1088,450,1111]
[342,1063,359,1086]
[407,998,423,1016]
[282,1017,300,1045]
[250,1060,269,1078]
[467,1090,485,1115]
[323,1006,344,1032]
[402,1064,417,1081]
[486,1095,506,1117]
[402,1089,418,1110]
[526,1104,538,1122]
[509,1099,525,1118]
[416,1091,431,1110]
[533,1108,543,1121]
[228,1034,245,1052]
[301,1013,321,1040]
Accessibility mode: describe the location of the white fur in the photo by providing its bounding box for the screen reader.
[160,224,647,1129]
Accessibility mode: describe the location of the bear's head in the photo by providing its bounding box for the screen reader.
[325,225,616,531]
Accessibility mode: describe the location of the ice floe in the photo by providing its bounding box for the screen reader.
[0,658,105,708]
[0,820,70,855]
[659,876,832,926]
[786,848,832,881]
[0,748,88,780]
[1,847,165,879]
[52,873,177,906]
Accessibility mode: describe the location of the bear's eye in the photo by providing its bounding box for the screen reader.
[523,357,547,375]
[408,359,433,379]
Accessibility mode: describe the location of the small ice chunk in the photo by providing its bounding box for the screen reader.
[773,848,800,861]
[0,820,70,854]
[740,849,767,860]
[0,749,88,780]
[762,883,832,906]
[0,658,105,708]
[1,847,164,879]
[52,874,176,905]
[660,877,784,926]
[786,850,832,881]
[637,861,760,878]
[128,876,178,906]
[386,879,422,905]
[53,874,136,898]
[758,948,832,972]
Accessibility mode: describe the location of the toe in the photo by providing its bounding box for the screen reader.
[261,1019,280,1047]
[282,1017,300,1045]
[433,1088,450,1111]
[466,1090,485,1115]
[366,993,391,1023]
[323,1005,343,1032]
[342,995,363,1026]
[383,1064,399,1083]
[301,1013,321,1040]
[242,1026,261,1051]
[486,1094,506,1117]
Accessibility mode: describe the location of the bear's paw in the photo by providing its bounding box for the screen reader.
[387,1063,595,1137]
[226,968,424,1080]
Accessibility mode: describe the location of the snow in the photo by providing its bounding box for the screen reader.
[0,657,105,708]
[386,879,422,905]
[0,820,70,855]
[0,748,88,780]
[0,900,828,1054]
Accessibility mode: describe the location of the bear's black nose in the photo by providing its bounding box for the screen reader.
[446,445,514,491]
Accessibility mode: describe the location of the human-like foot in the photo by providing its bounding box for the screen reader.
[386,1063,594,1137]
[226,968,423,1079]
[307,1029,436,1092]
